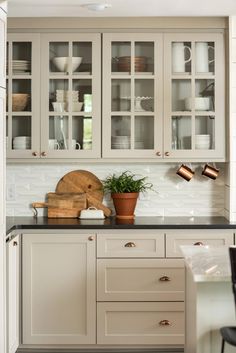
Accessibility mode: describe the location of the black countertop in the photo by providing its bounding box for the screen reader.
[6,216,236,235]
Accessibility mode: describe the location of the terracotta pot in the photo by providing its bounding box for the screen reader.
[111,192,139,219]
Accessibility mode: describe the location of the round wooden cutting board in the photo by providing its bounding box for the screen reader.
[55,170,103,202]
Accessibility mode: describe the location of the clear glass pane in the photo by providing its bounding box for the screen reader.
[171,116,191,150]
[135,116,154,149]
[172,79,191,111]
[49,116,68,150]
[72,79,92,112]
[12,116,32,150]
[111,42,131,73]
[135,42,154,74]
[72,116,92,150]
[49,42,69,74]
[12,79,31,112]
[195,115,215,150]
[172,42,192,74]
[134,79,154,112]
[12,42,31,75]
[112,79,131,112]
[49,79,69,112]
[195,79,214,112]
[111,116,131,149]
[195,42,215,74]
[73,42,92,74]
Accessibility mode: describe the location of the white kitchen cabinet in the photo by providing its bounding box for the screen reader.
[102,33,163,159]
[163,33,225,160]
[6,235,19,353]
[166,229,234,258]
[22,233,96,345]
[40,33,101,159]
[6,33,40,159]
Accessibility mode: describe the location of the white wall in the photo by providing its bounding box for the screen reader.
[6,163,225,217]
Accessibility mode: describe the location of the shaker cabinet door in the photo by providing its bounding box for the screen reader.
[163,33,225,161]
[22,233,96,345]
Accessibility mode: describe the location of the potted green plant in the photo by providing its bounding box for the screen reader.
[102,171,154,219]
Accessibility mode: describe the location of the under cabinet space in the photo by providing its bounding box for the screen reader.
[97,233,165,258]
[97,302,184,345]
[97,259,185,301]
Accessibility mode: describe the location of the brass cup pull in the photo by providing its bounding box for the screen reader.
[88,236,95,241]
[159,319,171,326]
[165,151,170,157]
[41,151,47,157]
[159,276,171,282]
[194,241,204,246]
[13,241,18,246]
[156,151,161,156]
[124,242,136,248]
[32,151,38,156]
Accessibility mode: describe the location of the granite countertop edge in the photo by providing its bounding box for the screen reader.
[6,216,236,235]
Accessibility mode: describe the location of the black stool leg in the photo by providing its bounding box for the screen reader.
[221,339,225,353]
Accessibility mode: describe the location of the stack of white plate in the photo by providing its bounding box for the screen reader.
[13,136,31,150]
[195,134,211,149]
[111,135,130,149]
[8,60,31,74]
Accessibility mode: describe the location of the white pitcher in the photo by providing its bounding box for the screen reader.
[172,42,192,73]
[195,42,214,73]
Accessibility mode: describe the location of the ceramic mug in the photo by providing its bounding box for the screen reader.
[195,42,214,73]
[48,139,60,150]
[202,163,219,180]
[176,164,195,181]
[172,42,192,73]
[66,139,81,150]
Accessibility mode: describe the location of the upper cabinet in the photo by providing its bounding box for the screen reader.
[6,34,40,158]
[40,33,101,159]
[6,30,225,161]
[102,33,163,159]
[163,33,225,160]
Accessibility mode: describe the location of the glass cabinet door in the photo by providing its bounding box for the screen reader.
[6,34,40,159]
[164,33,225,160]
[40,33,101,158]
[102,33,163,159]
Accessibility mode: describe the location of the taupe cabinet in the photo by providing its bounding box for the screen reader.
[6,29,225,161]
[22,233,96,345]
[102,32,225,160]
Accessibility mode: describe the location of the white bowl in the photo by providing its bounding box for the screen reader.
[72,102,83,112]
[185,97,210,111]
[52,57,82,72]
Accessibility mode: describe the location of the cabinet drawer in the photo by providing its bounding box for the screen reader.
[97,233,165,258]
[166,230,234,258]
[97,302,184,345]
[97,259,184,301]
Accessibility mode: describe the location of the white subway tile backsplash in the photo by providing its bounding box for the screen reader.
[6,163,225,217]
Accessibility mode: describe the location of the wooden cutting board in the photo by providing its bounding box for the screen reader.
[32,192,87,218]
[56,170,112,217]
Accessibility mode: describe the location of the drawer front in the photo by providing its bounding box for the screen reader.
[97,302,184,345]
[166,230,234,258]
[97,233,165,258]
[97,259,185,301]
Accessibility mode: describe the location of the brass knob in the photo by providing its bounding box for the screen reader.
[88,236,95,241]
[194,241,204,246]
[156,151,161,156]
[32,151,38,156]
[159,276,171,282]
[165,152,170,157]
[41,151,47,157]
[159,320,171,326]
[13,241,18,246]
[124,242,136,248]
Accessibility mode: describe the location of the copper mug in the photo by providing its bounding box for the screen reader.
[176,164,195,182]
[202,164,219,180]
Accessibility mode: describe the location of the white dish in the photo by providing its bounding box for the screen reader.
[79,207,105,219]
[185,97,210,111]
[52,57,82,72]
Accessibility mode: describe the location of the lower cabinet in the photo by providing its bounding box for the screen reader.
[22,233,96,345]
[6,235,20,353]
[97,302,184,345]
